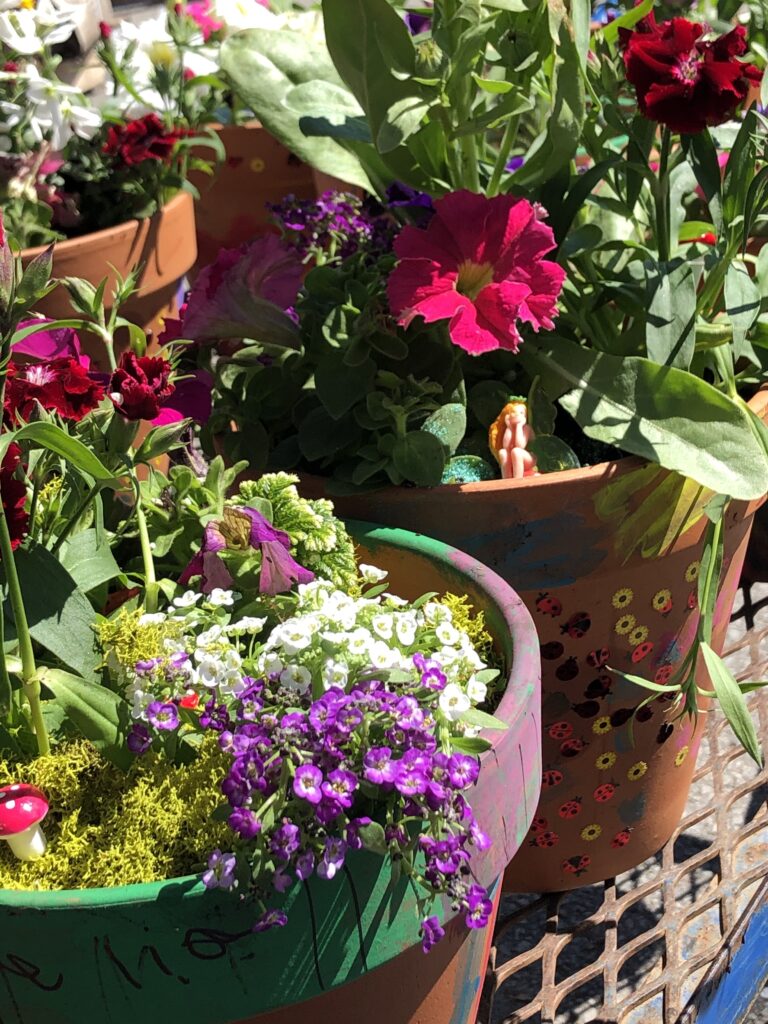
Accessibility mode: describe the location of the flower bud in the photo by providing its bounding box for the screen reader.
[98,20,112,40]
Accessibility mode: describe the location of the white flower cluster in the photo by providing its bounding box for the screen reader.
[0,0,75,55]
[0,63,101,154]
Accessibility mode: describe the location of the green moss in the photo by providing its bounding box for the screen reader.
[0,739,230,892]
[96,608,185,670]
[440,593,495,664]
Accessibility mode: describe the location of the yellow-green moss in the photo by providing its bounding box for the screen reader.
[0,739,230,892]
[97,608,185,669]
[440,593,495,664]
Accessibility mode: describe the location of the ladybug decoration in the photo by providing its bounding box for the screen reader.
[635,705,654,723]
[536,592,563,617]
[555,656,580,681]
[531,830,560,848]
[540,641,565,660]
[657,723,674,744]
[561,737,587,758]
[611,828,633,848]
[610,707,635,728]
[560,611,591,639]
[548,721,573,741]
[572,700,601,719]
[585,674,612,699]
[654,664,674,685]
[529,815,549,835]
[586,647,610,669]
[562,855,591,877]
[594,782,618,803]
[558,797,583,819]
[542,769,564,788]
[631,641,654,664]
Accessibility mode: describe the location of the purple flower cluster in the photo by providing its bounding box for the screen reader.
[269,191,395,261]
[195,657,492,952]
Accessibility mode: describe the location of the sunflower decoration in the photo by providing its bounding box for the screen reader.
[592,716,612,735]
[611,587,634,610]
[627,761,648,782]
[595,751,617,771]
[581,823,602,842]
[685,561,700,583]
[614,613,636,635]
[652,589,673,614]
[627,624,649,647]
[674,746,689,767]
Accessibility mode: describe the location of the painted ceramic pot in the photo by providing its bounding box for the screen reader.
[190,123,348,275]
[21,191,196,367]
[298,389,768,891]
[0,523,540,1024]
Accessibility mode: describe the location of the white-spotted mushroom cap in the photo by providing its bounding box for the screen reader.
[0,783,49,836]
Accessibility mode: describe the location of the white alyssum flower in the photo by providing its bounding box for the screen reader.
[260,652,283,677]
[23,65,101,150]
[435,621,460,646]
[394,613,417,647]
[279,664,312,695]
[207,588,236,607]
[225,617,267,635]
[359,563,388,583]
[372,613,394,640]
[173,590,201,608]
[195,656,224,688]
[322,659,348,690]
[439,683,471,721]
[467,676,488,704]
[139,612,166,626]
[197,625,223,647]
[424,601,452,625]
[345,628,373,657]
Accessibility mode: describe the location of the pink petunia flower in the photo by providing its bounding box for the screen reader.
[387,190,565,355]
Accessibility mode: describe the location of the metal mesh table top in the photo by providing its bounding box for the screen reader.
[481,584,768,1024]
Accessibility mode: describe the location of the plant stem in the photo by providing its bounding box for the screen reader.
[51,482,102,554]
[0,597,11,716]
[0,504,49,755]
[655,126,672,263]
[135,495,158,614]
[487,115,519,197]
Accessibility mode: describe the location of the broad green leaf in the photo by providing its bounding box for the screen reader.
[16,246,54,304]
[357,820,388,855]
[2,543,101,681]
[450,735,492,754]
[377,96,433,153]
[40,668,131,770]
[219,29,371,189]
[471,73,514,94]
[316,351,377,420]
[284,80,372,143]
[0,422,117,485]
[298,406,358,461]
[421,403,467,456]
[462,707,508,731]
[392,430,445,486]
[682,131,724,234]
[521,336,768,500]
[613,668,681,693]
[724,260,760,362]
[527,434,581,472]
[645,259,696,369]
[722,108,758,247]
[59,529,122,594]
[701,642,762,765]
[441,455,496,484]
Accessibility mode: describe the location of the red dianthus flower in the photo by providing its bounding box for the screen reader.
[0,443,28,551]
[619,15,762,134]
[109,352,175,421]
[5,358,105,423]
[103,114,189,167]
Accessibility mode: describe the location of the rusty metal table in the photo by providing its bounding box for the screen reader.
[480,584,768,1024]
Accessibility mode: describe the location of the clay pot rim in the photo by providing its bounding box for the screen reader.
[20,190,194,261]
[0,520,536,907]
[313,385,768,504]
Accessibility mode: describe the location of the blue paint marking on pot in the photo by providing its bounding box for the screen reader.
[454,514,607,591]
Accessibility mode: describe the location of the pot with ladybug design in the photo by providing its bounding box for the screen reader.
[297,387,768,890]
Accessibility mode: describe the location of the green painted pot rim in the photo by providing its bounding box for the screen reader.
[0,520,535,911]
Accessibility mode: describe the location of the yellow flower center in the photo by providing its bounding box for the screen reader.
[148,41,177,69]
[220,507,252,550]
[456,259,494,301]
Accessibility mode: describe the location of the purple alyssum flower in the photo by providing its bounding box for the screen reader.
[270,821,300,861]
[420,915,445,953]
[202,849,238,890]
[465,885,494,929]
[317,837,347,881]
[252,909,288,933]
[293,764,323,805]
[127,722,152,755]
[363,746,396,785]
[228,808,262,840]
[146,701,180,731]
[296,850,315,880]
[321,769,358,809]
[448,753,480,789]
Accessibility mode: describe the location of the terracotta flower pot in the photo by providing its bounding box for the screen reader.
[0,522,540,1024]
[298,389,768,891]
[21,191,197,367]
[190,122,349,275]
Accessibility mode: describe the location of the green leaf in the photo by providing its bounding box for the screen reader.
[392,431,445,486]
[701,642,762,766]
[16,246,54,304]
[441,455,496,484]
[450,735,492,754]
[471,72,514,94]
[520,336,768,500]
[724,260,760,361]
[40,668,131,770]
[0,422,117,485]
[357,820,388,855]
[3,544,101,681]
[600,0,653,43]
[298,406,358,461]
[284,80,372,143]
[316,351,377,420]
[421,403,466,456]
[377,96,432,153]
[612,668,681,693]
[722,108,758,247]
[219,29,371,190]
[645,259,697,369]
[527,434,581,472]
[461,708,508,731]
[59,529,122,594]
[682,131,724,233]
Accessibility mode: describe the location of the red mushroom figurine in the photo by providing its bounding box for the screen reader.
[0,783,49,860]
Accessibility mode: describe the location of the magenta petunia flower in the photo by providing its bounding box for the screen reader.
[387,190,565,355]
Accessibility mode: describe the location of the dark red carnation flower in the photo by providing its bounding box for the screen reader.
[102,114,189,167]
[0,443,28,551]
[98,20,112,40]
[619,15,762,134]
[5,358,105,423]
[109,352,175,421]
